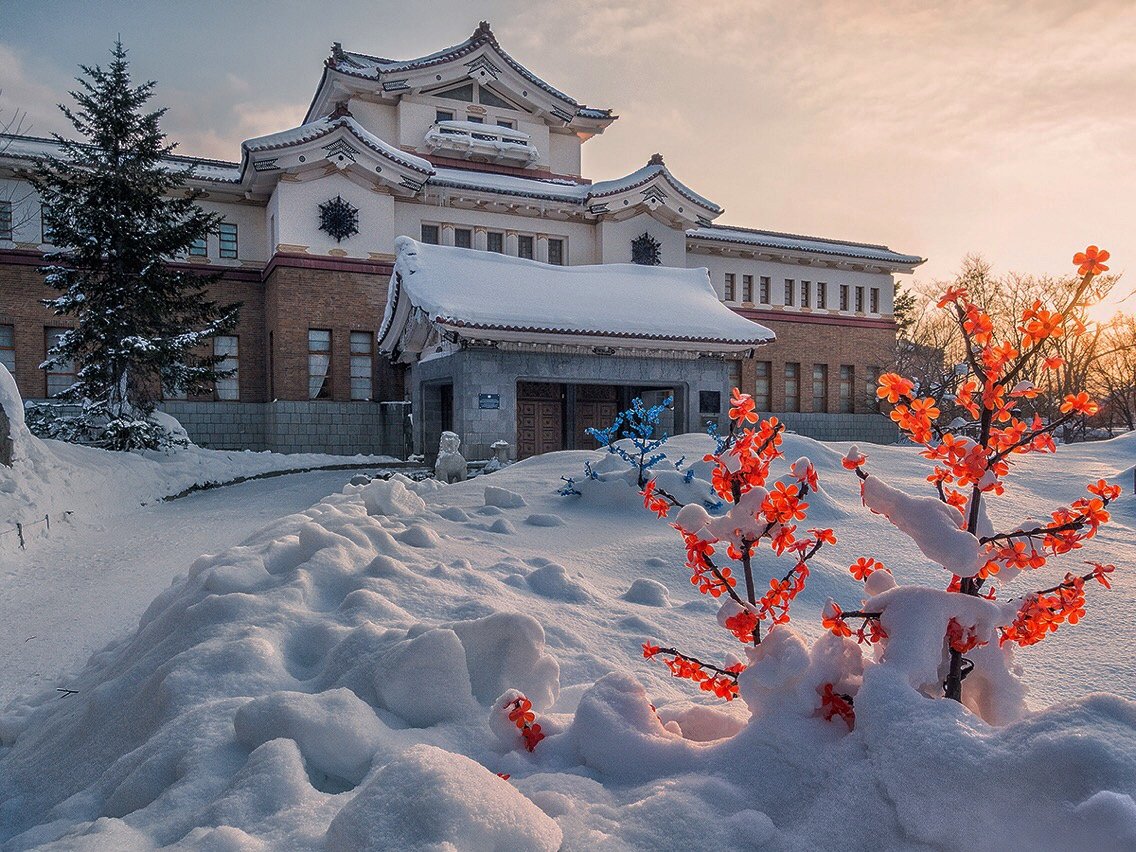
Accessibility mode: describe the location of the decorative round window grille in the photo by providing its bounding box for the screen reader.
[631,232,662,266]
[318,195,359,243]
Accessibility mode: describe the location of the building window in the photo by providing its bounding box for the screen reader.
[856,286,865,313]
[784,278,795,306]
[436,109,454,123]
[496,118,515,129]
[213,335,239,400]
[784,362,800,412]
[0,201,12,240]
[517,235,534,259]
[421,224,440,245]
[759,276,770,304]
[817,282,827,309]
[743,274,754,303]
[870,287,880,314]
[44,327,77,397]
[548,238,564,266]
[699,390,721,414]
[754,361,771,411]
[218,222,238,259]
[840,284,850,311]
[41,205,56,244]
[866,365,881,409]
[308,329,331,400]
[189,236,207,257]
[350,331,373,401]
[0,324,14,373]
[801,281,811,309]
[437,82,475,103]
[812,364,829,413]
[724,272,736,302]
[486,231,504,253]
[839,365,854,413]
[467,115,484,124]
[454,228,472,249]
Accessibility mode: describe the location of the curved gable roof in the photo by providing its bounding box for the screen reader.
[314,22,615,126]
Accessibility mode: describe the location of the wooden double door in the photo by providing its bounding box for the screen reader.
[517,382,563,459]
[515,382,622,459]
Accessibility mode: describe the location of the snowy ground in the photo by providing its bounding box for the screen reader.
[0,424,1133,850]
[0,470,365,708]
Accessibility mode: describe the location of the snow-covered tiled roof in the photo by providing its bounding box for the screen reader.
[243,116,433,174]
[0,134,243,183]
[687,224,925,267]
[328,22,613,122]
[381,237,773,352]
[427,166,587,204]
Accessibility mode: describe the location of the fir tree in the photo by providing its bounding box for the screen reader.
[29,41,238,450]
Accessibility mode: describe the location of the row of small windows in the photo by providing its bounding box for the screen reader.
[724,273,882,314]
[420,223,565,265]
[189,222,239,259]
[753,361,880,414]
[0,325,80,397]
[308,330,374,401]
[213,330,376,402]
[435,109,518,133]
[0,324,376,403]
[0,200,242,261]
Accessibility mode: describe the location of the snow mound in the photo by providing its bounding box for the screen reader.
[569,672,701,782]
[623,577,670,607]
[524,512,565,527]
[525,562,591,602]
[374,628,477,727]
[485,484,527,508]
[362,477,427,517]
[325,745,562,852]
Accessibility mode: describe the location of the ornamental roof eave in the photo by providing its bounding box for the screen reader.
[584,157,723,227]
[433,319,768,355]
[0,132,245,187]
[686,225,926,271]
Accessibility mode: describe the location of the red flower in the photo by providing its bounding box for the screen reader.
[729,388,759,424]
[877,373,914,404]
[849,557,879,581]
[1060,392,1100,416]
[819,684,855,729]
[1073,245,1110,276]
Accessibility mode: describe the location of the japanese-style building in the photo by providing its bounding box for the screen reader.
[0,22,924,459]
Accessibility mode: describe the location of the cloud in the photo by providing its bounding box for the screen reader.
[0,44,74,138]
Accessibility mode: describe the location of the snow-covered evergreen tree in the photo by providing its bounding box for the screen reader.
[29,41,238,450]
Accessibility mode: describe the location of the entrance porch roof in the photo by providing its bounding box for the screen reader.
[379,237,774,363]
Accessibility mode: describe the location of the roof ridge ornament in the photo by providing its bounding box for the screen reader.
[473,21,494,41]
[647,152,665,167]
[329,100,353,119]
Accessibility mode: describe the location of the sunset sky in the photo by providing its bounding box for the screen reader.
[3,0,1133,315]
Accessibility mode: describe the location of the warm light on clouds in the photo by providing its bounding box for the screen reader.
[2,0,1131,291]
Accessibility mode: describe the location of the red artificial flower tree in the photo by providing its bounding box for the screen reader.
[831,246,1122,704]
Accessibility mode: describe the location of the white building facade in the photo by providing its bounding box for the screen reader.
[0,22,923,458]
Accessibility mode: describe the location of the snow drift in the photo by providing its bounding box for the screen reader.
[0,431,1133,849]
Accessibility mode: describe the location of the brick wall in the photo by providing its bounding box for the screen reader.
[735,312,897,418]
[0,251,69,398]
[263,256,394,402]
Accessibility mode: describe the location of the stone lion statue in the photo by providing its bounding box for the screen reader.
[434,430,467,483]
